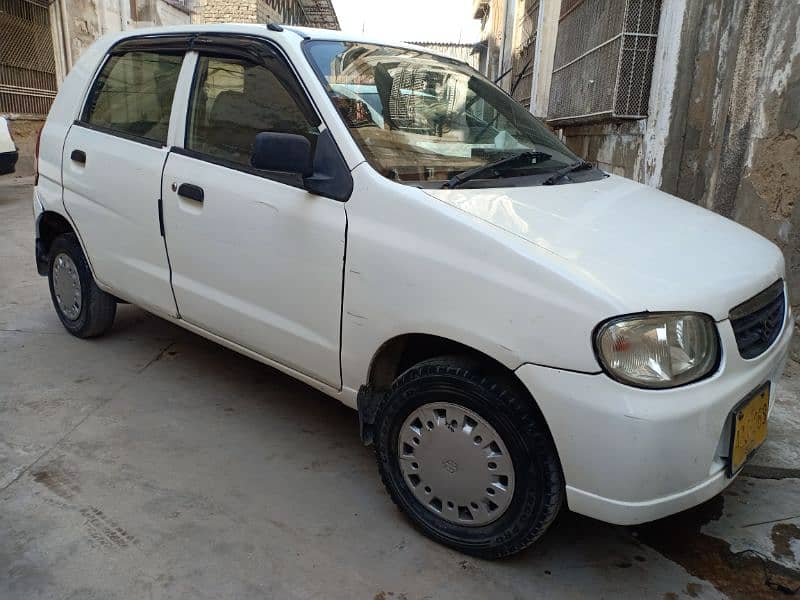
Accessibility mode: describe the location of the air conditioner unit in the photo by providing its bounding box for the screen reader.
[546,0,661,126]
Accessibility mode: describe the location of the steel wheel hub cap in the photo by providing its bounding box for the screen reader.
[52,253,82,321]
[398,402,515,526]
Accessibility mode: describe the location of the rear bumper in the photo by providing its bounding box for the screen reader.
[0,150,18,175]
[516,309,793,525]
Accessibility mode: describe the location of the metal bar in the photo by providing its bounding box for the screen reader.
[552,31,658,74]
[19,0,54,8]
[0,84,58,97]
[613,1,630,115]
[547,109,648,123]
[547,109,615,122]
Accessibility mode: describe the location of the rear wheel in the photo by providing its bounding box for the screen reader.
[48,234,116,338]
[374,356,564,559]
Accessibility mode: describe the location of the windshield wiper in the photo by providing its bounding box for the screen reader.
[541,160,593,185]
[443,151,552,189]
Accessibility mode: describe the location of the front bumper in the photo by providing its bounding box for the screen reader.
[516,310,793,525]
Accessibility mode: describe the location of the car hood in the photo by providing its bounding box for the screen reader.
[424,175,784,321]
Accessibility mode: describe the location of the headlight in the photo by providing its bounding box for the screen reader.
[595,313,719,389]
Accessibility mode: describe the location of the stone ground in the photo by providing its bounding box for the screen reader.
[1,175,799,599]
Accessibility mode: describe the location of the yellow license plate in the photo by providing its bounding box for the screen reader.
[729,383,770,475]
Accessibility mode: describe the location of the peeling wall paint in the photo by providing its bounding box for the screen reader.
[664,0,800,316]
[641,0,686,188]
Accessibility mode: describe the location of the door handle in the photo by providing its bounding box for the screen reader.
[177,183,204,203]
[71,149,86,164]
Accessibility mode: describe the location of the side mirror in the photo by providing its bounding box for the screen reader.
[251,132,313,177]
[251,129,353,202]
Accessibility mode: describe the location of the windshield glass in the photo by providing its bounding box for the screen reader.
[305,41,582,186]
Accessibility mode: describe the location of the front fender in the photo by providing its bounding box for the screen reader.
[340,165,615,392]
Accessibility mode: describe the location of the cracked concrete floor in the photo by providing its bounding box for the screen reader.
[2,176,799,599]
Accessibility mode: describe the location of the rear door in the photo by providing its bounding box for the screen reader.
[62,47,184,316]
[161,42,347,387]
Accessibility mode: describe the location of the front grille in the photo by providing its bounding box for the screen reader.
[729,280,786,359]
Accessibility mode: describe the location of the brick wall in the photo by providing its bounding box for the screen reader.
[195,0,273,23]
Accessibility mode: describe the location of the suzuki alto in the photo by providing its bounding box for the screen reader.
[33,24,793,558]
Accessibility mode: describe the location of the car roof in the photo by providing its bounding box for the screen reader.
[108,23,464,64]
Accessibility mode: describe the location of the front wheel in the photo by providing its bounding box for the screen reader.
[374,357,564,559]
[48,234,116,338]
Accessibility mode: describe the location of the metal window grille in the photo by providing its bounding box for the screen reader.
[547,0,661,125]
[388,67,461,136]
[0,0,57,115]
[509,0,539,107]
[265,0,339,29]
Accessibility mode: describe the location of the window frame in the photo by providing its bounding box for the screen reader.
[77,33,325,145]
[301,39,591,189]
[77,49,186,148]
[180,49,319,188]
[76,32,349,194]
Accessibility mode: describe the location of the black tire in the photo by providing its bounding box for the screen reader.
[374,356,564,559]
[48,234,116,338]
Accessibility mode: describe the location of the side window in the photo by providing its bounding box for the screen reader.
[186,55,317,167]
[84,51,183,144]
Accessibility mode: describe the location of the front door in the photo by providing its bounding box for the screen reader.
[162,50,346,387]
[62,49,183,316]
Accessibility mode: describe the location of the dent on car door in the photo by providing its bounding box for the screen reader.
[61,49,182,316]
[161,48,347,387]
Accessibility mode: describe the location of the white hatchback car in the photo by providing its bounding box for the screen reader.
[34,24,792,558]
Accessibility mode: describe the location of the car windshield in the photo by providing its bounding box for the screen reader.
[305,41,582,186]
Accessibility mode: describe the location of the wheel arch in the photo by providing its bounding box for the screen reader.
[35,210,76,275]
[366,333,512,389]
[357,332,553,447]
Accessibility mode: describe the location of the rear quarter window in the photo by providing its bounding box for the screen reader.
[82,51,183,144]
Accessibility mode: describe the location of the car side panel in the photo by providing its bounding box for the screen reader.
[340,164,620,395]
[61,125,177,316]
[35,42,99,222]
[161,151,347,387]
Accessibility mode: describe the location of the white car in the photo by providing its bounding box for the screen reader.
[0,116,19,174]
[33,24,792,558]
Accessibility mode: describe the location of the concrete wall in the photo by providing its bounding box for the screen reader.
[57,0,191,67]
[155,2,196,26]
[65,0,123,61]
[661,0,800,315]
[562,121,644,179]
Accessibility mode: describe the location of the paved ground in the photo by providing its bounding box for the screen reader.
[1,176,799,599]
